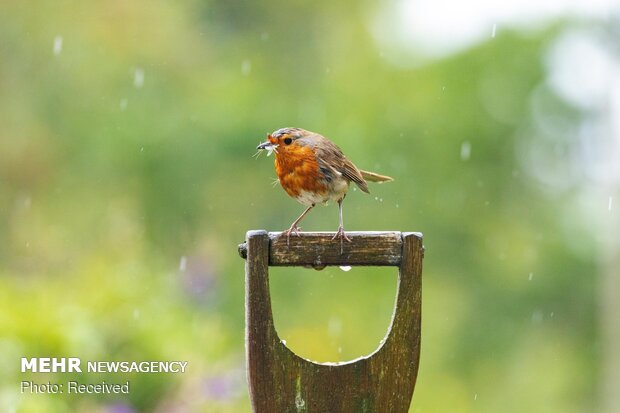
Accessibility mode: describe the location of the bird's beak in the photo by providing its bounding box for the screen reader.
[256,139,278,156]
[256,141,271,150]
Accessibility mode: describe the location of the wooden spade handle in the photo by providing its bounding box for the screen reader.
[241,230,423,413]
[238,231,421,267]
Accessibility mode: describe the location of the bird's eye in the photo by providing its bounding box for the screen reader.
[283,137,293,145]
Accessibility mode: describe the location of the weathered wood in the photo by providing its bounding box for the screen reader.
[242,230,424,413]
[238,231,412,267]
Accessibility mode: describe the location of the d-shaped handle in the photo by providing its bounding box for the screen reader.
[241,230,423,413]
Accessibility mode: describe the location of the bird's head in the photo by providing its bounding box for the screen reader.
[256,127,307,157]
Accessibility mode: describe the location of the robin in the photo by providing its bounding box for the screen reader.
[256,127,393,250]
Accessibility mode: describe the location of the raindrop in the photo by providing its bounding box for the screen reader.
[474,393,478,401]
[53,36,63,55]
[460,141,471,161]
[120,98,128,111]
[531,310,543,324]
[22,195,32,209]
[134,68,145,88]
[281,339,287,345]
[528,272,533,281]
[179,256,187,272]
[491,23,497,38]
[241,60,251,76]
[133,308,140,319]
[328,317,342,337]
[609,196,613,211]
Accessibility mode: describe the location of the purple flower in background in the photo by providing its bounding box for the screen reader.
[105,403,136,413]
[179,254,218,303]
[201,367,245,401]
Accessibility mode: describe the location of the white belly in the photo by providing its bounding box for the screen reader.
[295,178,349,207]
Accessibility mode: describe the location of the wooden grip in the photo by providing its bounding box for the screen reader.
[238,231,421,267]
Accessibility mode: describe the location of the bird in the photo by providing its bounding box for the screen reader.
[256,127,393,251]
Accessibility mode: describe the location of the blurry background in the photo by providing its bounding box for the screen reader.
[1,1,619,412]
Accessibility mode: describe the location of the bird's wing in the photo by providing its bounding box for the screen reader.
[310,136,370,194]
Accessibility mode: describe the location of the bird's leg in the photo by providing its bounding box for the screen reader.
[284,204,314,246]
[332,196,352,253]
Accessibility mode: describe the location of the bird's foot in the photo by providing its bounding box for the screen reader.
[331,225,351,254]
[284,225,302,247]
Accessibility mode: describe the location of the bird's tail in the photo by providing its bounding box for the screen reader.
[359,170,394,183]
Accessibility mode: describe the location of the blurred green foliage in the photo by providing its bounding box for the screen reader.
[0,1,602,412]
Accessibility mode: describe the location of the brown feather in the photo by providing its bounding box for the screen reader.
[308,135,370,194]
[359,170,394,183]
[341,159,369,193]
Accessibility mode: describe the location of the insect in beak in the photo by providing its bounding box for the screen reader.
[256,141,278,156]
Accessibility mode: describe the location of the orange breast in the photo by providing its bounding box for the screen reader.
[274,145,328,199]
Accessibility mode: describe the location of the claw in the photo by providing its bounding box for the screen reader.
[332,225,351,254]
[284,225,302,247]
[280,204,314,247]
